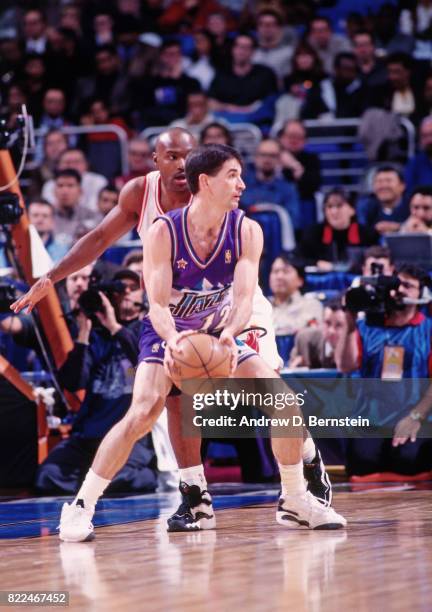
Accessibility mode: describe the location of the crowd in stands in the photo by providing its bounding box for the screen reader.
[1,0,432,487]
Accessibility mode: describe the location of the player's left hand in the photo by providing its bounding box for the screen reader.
[219,330,238,375]
[392,415,421,446]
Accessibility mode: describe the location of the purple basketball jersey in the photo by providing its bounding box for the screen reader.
[152,205,244,333]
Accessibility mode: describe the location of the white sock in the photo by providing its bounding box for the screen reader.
[279,461,307,497]
[302,437,316,464]
[179,464,207,490]
[73,468,111,509]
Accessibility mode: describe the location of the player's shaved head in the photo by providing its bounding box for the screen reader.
[154,127,196,154]
[154,128,197,193]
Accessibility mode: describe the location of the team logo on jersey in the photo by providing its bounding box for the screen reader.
[177,258,188,270]
[224,249,232,264]
[151,343,160,353]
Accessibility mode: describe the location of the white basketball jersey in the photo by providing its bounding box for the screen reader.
[136,171,167,243]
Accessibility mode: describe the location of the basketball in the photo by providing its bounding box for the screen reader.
[168,333,231,384]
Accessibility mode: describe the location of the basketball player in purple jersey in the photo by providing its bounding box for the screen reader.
[11,130,333,535]
[55,144,346,540]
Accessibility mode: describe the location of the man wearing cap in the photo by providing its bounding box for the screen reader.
[35,268,157,495]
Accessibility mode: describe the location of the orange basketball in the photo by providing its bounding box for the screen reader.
[168,333,231,385]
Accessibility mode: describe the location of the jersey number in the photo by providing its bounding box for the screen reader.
[200,305,231,332]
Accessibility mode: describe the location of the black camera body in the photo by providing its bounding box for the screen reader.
[0,192,23,225]
[345,274,401,324]
[0,283,17,313]
[78,277,125,320]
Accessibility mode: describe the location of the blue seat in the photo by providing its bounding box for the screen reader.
[305,272,356,292]
[276,334,295,366]
[87,141,122,180]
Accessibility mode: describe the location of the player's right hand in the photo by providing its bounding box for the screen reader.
[164,330,198,377]
[10,275,53,314]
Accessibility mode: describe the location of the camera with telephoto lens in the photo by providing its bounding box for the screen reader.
[0,283,17,313]
[77,271,126,320]
[345,263,401,324]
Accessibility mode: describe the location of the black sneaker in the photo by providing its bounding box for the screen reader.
[304,449,332,506]
[167,482,216,532]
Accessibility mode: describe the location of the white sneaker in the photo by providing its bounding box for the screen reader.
[277,491,347,530]
[58,501,95,542]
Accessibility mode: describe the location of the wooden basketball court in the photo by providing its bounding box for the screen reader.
[0,483,430,611]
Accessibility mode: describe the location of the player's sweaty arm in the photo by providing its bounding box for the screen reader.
[11,178,143,314]
[223,218,263,337]
[144,219,177,343]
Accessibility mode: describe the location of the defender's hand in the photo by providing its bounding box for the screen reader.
[10,275,53,314]
[219,330,238,375]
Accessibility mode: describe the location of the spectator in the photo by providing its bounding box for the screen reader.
[62,264,94,314]
[42,148,108,213]
[208,33,278,123]
[22,54,49,124]
[356,166,408,235]
[369,53,421,120]
[122,249,143,275]
[241,138,300,230]
[35,275,157,495]
[399,186,432,234]
[52,169,95,247]
[306,16,351,75]
[93,13,114,47]
[302,52,366,120]
[185,30,216,92]
[132,39,200,127]
[171,91,216,139]
[336,263,432,477]
[27,129,69,199]
[115,14,142,71]
[300,188,379,270]
[205,11,233,71]
[352,30,388,89]
[23,9,48,55]
[115,138,154,190]
[95,185,119,223]
[73,44,131,117]
[82,98,133,141]
[374,3,415,56]
[289,298,345,369]
[37,89,69,131]
[271,42,326,132]
[34,89,76,162]
[404,117,432,196]
[27,199,69,262]
[415,72,432,123]
[269,254,323,336]
[200,121,232,145]
[0,38,24,85]
[283,41,326,100]
[252,9,295,85]
[361,245,395,277]
[278,120,321,201]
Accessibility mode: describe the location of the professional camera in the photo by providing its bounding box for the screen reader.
[0,192,23,225]
[0,282,17,313]
[345,263,401,324]
[78,271,126,319]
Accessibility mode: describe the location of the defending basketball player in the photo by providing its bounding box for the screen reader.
[11,129,333,533]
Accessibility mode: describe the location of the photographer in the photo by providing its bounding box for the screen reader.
[35,268,157,495]
[336,264,432,477]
